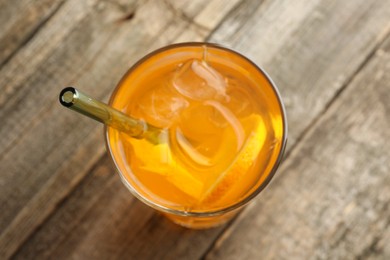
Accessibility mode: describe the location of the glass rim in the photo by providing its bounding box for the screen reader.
[104,42,288,217]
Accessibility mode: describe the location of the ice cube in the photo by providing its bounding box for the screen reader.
[173,59,227,101]
[204,100,244,151]
[174,127,213,166]
[171,100,244,168]
[175,101,233,151]
[225,77,254,118]
[136,83,189,128]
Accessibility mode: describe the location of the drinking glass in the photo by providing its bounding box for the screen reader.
[105,42,287,229]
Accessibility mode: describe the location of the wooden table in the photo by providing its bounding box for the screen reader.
[1,0,390,259]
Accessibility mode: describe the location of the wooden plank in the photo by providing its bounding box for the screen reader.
[204,34,390,260]
[0,0,66,67]
[5,1,390,260]
[0,0,243,259]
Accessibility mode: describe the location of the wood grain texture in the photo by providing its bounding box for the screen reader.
[205,34,390,260]
[1,0,390,259]
[0,2,140,256]
[0,0,66,67]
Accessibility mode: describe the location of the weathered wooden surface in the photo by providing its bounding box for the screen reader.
[1,0,389,259]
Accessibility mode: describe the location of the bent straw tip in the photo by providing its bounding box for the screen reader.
[59,87,77,107]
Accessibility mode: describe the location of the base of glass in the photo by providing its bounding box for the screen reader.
[163,208,241,229]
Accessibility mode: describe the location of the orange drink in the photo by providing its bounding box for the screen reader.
[106,43,287,228]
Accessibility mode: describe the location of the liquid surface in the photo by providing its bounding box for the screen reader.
[108,45,284,212]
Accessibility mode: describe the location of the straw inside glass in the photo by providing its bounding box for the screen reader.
[59,87,162,143]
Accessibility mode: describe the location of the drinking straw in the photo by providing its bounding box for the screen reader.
[59,87,162,143]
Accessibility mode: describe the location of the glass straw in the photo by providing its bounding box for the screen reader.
[59,87,162,143]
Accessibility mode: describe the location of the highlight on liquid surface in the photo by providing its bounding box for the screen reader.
[107,44,285,213]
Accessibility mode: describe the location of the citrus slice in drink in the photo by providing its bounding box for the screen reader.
[200,114,267,206]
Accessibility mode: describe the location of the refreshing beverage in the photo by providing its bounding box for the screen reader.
[106,43,287,228]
